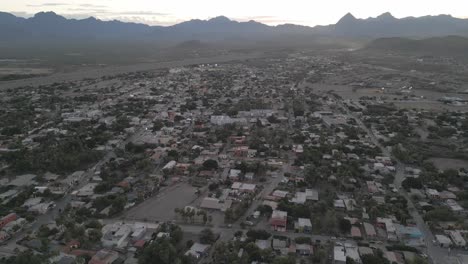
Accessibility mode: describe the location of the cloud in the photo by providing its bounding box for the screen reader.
[27,2,69,7]
[78,4,108,8]
[67,8,109,13]
[234,15,306,25]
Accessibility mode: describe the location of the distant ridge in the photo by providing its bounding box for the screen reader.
[1,11,468,42]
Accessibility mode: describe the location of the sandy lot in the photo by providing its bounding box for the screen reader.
[122,182,199,222]
[0,67,53,75]
[428,157,468,170]
[0,52,263,90]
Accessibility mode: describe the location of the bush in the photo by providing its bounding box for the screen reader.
[246,229,271,240]
[386,244,419,253]
[294,237,311,244]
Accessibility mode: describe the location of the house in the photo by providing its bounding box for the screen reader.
[3,218,26,233]
[162,161,177,171]
[448,230,466,247]
[305,189,319,201]
[8,174,37,187]
[440,191,457,200]
[344,199,357,211]
[295,218,312,233]
[358,247,374,257]
[343,243,361,263]
[292,145,304,155]
[185,243,210,259]
[245,172,255,181]
[375,156,392,165]
[435,234,452,248]
[89,249,119,264]
[446,199,464,212]
[270,190,288,200]
[426,188,440,199]
[272,238,288,249]
[44,172,60,182]
[74,183,98,197]
[0,189,18,203]
[22,197,43,209]
[295,244,313,256]
[351,226,362,239]
[262,200,278,210]
[255,239,270,250]
[0,213,17,229]
[376,217,397,241]
[270,210,287,232]
[291,192,306,204]
[28,202,55,214]
[334,245,347,264]
[101,223,133,248]
[233,146,249,157]
[231,182,256,193]
[395,224,423,240]
[334,199,346,210]
[229,169,242,181]
[363,223,377,238]
[409,189,426,199]
[385,251,404,264]
[366,181,379,193]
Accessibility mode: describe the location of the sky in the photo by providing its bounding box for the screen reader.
[2,0,467,26]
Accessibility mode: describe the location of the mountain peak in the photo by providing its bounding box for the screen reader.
[33,11,65,21]
[338,13,357,24]
[208,16,232,23]
[376,12,395,20]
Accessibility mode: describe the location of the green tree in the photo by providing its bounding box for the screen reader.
[199,228,216,244]
[202,159,219,170]
[339,218,352,234]
[138,239,181,264]
[272,256,296,264]
[4,250,47,264]
[88,229,102,242]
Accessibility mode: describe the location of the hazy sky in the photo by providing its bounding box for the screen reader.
[2,0,467,26]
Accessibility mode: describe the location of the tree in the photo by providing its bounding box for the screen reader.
[402,177,423,190]
[246,229,271,240]
[88,229,102,242]
[361,252,390,264]
[304,164,319,186]
[224,208,234,223]
[138,239,181,264]
[322,211,337,233]
[244,242,262,261]
[272,256,296,264]
[153,120,165,131]
[257,205,273,217]
[4,250,47,264]
[408,257,428,264]
[339,218,352,234]
[199,228,217,244]
[202,159,219,170]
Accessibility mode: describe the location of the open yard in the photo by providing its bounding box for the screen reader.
[428,157,468,170]
[122,182,200,222]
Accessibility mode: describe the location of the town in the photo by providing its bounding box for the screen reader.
[1,50,468,264]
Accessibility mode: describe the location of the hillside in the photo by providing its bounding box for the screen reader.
[365,36,468,57]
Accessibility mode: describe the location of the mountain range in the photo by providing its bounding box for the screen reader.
[1,11,468,42]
